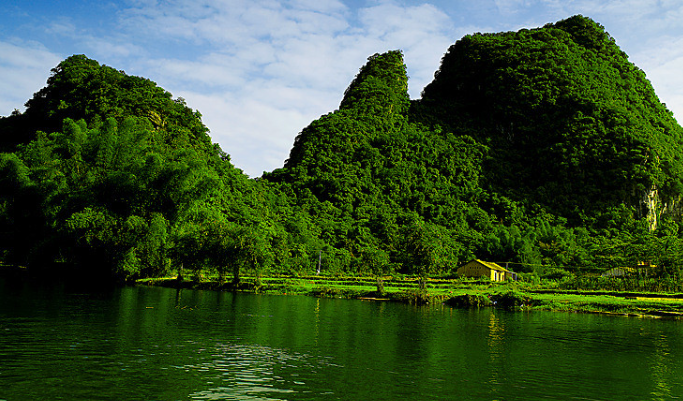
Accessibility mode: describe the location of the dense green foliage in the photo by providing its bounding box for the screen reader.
[3,16,683,283]
[420,16,683,223]
[0,55,283,279]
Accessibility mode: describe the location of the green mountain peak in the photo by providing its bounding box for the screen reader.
[419,15,683,226]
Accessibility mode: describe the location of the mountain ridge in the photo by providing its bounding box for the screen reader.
[2,15,683,280]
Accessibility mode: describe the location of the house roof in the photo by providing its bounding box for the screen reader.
[469,259,510,273]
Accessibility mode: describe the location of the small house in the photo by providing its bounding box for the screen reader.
[457,259,516,282]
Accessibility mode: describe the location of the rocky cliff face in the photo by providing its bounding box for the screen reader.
[641,186,683,231]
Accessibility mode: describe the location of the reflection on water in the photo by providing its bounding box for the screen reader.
[313,298,320,348]
[487,311,504,394]
[186,343,321,400]
[650,334,673,400]
[1,279,682,400]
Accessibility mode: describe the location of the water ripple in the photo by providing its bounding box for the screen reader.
[183,342,324,400]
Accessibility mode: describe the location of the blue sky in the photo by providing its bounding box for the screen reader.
[2,0,683,177]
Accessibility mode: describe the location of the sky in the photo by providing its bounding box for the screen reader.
[2,0,683,177]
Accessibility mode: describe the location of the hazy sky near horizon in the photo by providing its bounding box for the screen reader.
[2,0,683,176]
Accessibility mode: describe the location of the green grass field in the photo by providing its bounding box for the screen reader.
[137,274,683,319]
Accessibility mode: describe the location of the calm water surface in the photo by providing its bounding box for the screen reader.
[1,277,682,400]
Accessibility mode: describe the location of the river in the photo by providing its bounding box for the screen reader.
[0,277,682,400]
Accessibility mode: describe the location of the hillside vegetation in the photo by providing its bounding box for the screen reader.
[2,15,683,283]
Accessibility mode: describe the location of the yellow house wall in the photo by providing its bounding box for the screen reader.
[458,261,507,282]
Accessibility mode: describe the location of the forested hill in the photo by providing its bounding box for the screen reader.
[3,15,683,282]
[266,15,683,277]
[418,15,683,228]
[0,55,260,278]
[0,55,217,157]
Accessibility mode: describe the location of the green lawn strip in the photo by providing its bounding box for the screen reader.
[519,291,683,315]
[136,275,683,316]
[525,288,683,300]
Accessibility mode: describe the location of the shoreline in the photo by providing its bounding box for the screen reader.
[4,265,680,319]
[136,275,683,320]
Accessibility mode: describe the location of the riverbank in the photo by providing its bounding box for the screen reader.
[136,275,683,319]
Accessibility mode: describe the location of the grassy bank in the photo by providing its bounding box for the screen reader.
[137,274,683,319]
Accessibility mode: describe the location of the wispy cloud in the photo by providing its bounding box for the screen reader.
[3,0,683,176]
[0,40,62,114]
[112,0,461,176]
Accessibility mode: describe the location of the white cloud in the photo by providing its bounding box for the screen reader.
[7,0,683,177]
[46,20,78,36]
[355,2,456,95]
[493,0,533,14]
[0,40,62,114]
[630,35,683,122]
[180,90,323,175]
[121,0,351,47]
[289,0,347,14]
[111,0,462,176]
[82,37,145,60]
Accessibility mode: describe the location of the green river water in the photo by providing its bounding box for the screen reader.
[0,277,682,400]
